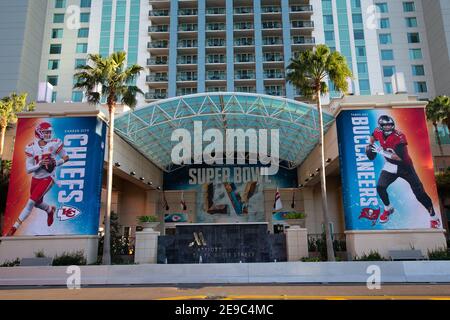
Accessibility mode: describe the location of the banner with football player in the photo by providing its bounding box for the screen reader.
[336,108,442,230]
[3,116,106,236]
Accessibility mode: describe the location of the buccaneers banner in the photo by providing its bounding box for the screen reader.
[336,108,442,230]
[3,116,106,236]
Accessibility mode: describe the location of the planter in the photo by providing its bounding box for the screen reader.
[285,219,306,228]
[141,222,160,231]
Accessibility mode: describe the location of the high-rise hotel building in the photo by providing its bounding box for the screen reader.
[0,0,449,105]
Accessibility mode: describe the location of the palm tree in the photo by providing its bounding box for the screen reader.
[426,96,450,156]
[287,44,352,261]
[0,92,35,176]
[74,51,144,265]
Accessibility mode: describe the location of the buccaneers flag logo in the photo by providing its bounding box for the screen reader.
[359,207,381,226]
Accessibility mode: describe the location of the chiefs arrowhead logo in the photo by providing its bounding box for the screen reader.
[57,206,81,221]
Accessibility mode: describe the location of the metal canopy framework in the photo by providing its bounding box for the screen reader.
[114,93,335,172]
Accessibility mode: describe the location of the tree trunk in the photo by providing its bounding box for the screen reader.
[434,123,444,156]
[102,103,115,265]
[316,89,335,262]
[0,125,6,179]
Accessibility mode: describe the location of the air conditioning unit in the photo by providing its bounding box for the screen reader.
[391,72,407,94]
[37,82,53,103]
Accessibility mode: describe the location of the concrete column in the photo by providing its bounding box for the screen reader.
[286,226,308,261]
[134,229,160,264]
[281,0,294,98]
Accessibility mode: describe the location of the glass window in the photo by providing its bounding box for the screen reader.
[55,0,66,8]
[53,13,64,23]
[381,49,394,60]
[80,0,91,8]
[409,48,423,59]
[75,59,86,68]
[359,79,370,91]
[48,59,59,70]
[407,32,420,43]
[379,33,392,44]
[51,91,57,103]
[357,62,367,73]
[78,28,89,38]
[414,81,427,93]
[379,18,390,29]
[376,3,388,13]
[354,30,365,40]
[405,17,417,27]
[324,15,333,25]
[51,28,63,39]
[49,44,62,54]
[356,46,366,57]
[352,14,363,24]
[76,43,88,53]
[384,82,393,94]
[352,0,361,8]
[47,75,58,86]
[412,65,425,76]
[72,91,84,102]
[383,66,396,77]
[403,1,415,12]
[325,31,334,41]
[322,0,332,11]
[80,13,90,23]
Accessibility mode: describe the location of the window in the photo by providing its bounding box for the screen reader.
[48,59,59,70]
[352,14,363,24]
[80,0,91,8]
[414,81,427,93]
[383,66,396,77]
[51,92,57,103]
[412,65,425,76]
[409,48,423,59]
[80,13,90,23]
[356,46,366,57]
[376,3,388,13]
[352,0,361,8]
[49,44,62,54]
[379,18,390,29]
[55,0,66,8]
[403,1,415,12]
[381,49,394,60]
[76,43,88,53]
[359,80,370,91]
[324,15,333,25]
[407,32,420,43]
[354,29,365,40]
[322,0,332,11]
[379,33,392,44]
[51,28,63,39]
[384,82,393,94]
[357,62,367,73]
[78,28,89,38]
[325,31,334,41]
[47,75,58,86]
[405,17,417,28]
[72,91,83,102]
[53,13,64,23]
[75,59,86,68]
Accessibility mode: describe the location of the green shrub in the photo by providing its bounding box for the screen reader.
[34,250,46,258]
[428,248,450,260]
[284,212,306,219]
[137,215,158,223]
[0,258,20,267]
[300,256,321,262]
[354,250,386,261]
[52,251,86,266]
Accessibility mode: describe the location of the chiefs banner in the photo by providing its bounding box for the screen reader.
[3,116,106,236]
[336,108,442,230]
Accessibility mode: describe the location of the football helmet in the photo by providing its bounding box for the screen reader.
[378,115,395,135]
[35,122,53,142]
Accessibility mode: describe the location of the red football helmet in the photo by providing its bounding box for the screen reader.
[35,122,53,142]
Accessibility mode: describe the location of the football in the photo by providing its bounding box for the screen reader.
[41,156,56,173]
[366,144,377,161]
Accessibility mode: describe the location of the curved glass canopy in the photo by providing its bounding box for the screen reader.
[114,92,335,172]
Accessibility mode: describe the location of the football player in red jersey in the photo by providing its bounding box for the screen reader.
[366,115,440,228]
[5,122,69,236]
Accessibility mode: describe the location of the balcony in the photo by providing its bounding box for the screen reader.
[264,71,285,79]
[262,21,282,29]
[147,57,168,65]
[177,88,197,96]
[291,5,313,13]
[177,57,198,64]
[178,24,198,32]
[265,87,286,96]
[291,21,314,29]
[146,74,168,82]
[148,41,169,49]
[264,54,284,62]
[234,23,254,30]
[235,55,255,63]
[178,8,198,16]
[261,6,281,13]
[149,9,169,17]
[234,38,254,46]
[148,25,169,33]
[235,72,256,80]
[263,38,283,45]
[207,39,226,47]
[206,72,226,80]
[207,56,226,64]
[177,73,198,81]
[291,36,315,45]
[177,40,198,48]
[145,91,168,100]
[234,7,253,14]
[236,86,256,93]
[206,23,226,31]
[206,7,226,15]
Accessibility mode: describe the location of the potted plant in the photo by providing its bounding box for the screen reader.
[283,212,306,228]
[137,215,159,231]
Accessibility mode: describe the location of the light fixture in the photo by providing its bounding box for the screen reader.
[298,184,304,188]
[157,186,162,190]
[130,171,136,176]
[305,178,309,182]
[326,158,332,163]
[139,177,145,181]
[315,168,320,172]
[147,181,153,186]
[309,173,315,177]
[114,162,121,167]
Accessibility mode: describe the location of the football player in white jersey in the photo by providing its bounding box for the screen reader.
[6,122,69,236]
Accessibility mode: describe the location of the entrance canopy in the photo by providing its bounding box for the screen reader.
[114,93,335,172]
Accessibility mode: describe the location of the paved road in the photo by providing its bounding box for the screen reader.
[1,284,450,300]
